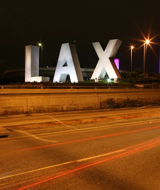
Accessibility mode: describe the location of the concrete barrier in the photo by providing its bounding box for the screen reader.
[0,89,160,115]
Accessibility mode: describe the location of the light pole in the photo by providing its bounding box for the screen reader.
[143,39,150,77]
[143,39,150,83]
[130,45,134,72]
[38,43,43,67]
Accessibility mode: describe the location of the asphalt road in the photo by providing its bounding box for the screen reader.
[0,107,160,190]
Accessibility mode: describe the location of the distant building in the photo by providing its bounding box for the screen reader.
[4,59,120,82]
[4,67,95,82]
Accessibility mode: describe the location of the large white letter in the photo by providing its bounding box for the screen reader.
[91,39,122,80]
[53,43,84,83]
[25,45,49,82]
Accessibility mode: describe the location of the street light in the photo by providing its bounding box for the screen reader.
[130,45,134,72]
[38,43,42,47]
[138,32,158,81]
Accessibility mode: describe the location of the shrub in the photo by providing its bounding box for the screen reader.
[105,98,158,108]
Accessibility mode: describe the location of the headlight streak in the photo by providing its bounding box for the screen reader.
[18,138,160,190]
[1,137,160,182]
[3,112,160,143]
[17,125,160,152]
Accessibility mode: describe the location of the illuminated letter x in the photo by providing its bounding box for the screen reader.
[91,39,122,79]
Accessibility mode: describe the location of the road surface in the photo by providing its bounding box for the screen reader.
[0,107,160,189]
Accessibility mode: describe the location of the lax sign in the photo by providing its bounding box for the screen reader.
[25,39,122,83]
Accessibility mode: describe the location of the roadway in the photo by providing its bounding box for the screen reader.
[0,107,160,189]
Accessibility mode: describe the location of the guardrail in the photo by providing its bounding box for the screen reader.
[0,85,160,89]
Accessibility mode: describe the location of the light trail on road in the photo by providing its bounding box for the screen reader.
[18,138,160,190]
[17,124,160,152]
[2,117,160,143]
[21,118,160,140]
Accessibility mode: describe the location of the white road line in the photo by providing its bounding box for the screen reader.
[16,130,57,143]
[45,115,77,129]
[3,118,160,142]
[36,119,159,138]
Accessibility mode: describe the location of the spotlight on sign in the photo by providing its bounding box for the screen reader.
[107,78,111,83]
[114,58,119,70]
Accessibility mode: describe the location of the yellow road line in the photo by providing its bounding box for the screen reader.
[0,149,125,180]
[78,149,125,162]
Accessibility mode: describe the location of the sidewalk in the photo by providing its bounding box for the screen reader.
[0,113,56,138]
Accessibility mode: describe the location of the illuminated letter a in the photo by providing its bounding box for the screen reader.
[53,43,84,83]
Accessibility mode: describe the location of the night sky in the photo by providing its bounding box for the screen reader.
[1,0,160,77]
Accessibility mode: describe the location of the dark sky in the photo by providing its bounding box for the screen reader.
[1,0,160,77]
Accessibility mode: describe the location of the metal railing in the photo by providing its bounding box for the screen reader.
[0,85,160,90]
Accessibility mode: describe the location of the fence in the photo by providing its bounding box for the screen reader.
[0,84,159,90]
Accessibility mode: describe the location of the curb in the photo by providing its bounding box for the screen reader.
[0,127,10,138]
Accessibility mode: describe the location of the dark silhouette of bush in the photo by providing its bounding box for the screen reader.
[106,98,160,108]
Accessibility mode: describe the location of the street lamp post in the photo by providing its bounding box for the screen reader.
[130,45,134,72]
[38,43,43,67]
[143,39,150,82]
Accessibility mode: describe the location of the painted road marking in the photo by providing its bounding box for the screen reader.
[0,149,125,180]
[18,139,160,190]
[45,115,77,129]
[77,149,125,162]
[16,130,57,143]
[2,118,160,143]
[17,124,160,152]
[37,119,160,138]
